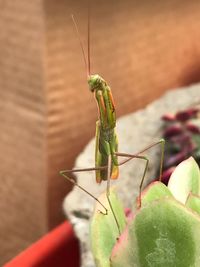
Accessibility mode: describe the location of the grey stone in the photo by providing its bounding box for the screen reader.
[63,85,200,267]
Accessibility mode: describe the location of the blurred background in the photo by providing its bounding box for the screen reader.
[1,0,200,265]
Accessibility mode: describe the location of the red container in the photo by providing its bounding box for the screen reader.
[4,221,80,267]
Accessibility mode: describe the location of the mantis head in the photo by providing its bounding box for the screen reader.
[88,74,106,92]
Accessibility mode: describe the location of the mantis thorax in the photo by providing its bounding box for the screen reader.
[88,74,116,131]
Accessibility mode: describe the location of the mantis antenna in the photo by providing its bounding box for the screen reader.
[71,14,90,77]
[87,1,91,76]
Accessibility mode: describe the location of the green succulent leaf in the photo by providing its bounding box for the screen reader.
[140,181,173,207]
[111,197,200,267]
[186,193,200,216]
[168,157,200,204]
[90,187,126,267]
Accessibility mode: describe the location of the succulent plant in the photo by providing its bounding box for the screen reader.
[90,157,200,267]
[160,107,200,184]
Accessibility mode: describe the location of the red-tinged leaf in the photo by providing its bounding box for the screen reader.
[138,181,173,208]
[111,198,200,267]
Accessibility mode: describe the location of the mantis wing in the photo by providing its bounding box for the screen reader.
[95,121,119,183]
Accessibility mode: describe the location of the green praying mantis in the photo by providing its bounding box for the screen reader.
[60,14,165,235]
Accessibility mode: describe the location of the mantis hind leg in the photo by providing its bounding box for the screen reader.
[116,153,149,208]
[136,138,165,182]
[60,166,108,215]
[115,138,165,207]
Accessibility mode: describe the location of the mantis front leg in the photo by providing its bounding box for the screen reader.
[106,155,122,235]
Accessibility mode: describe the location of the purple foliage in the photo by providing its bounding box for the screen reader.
[160,107,200,184]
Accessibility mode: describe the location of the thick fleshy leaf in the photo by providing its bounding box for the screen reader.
[186,193,200,215]
[90,188,126,267]
[111,197,200,267]
[140,181,173,207]
[168,157,200,204]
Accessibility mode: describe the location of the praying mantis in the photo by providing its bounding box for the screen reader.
[60,14,165,235]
